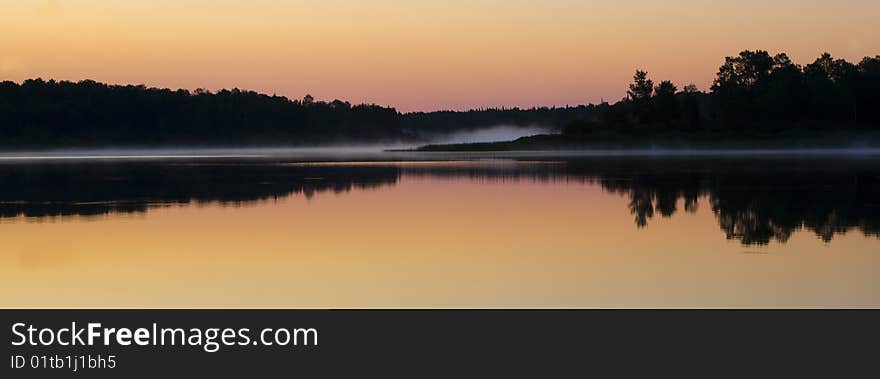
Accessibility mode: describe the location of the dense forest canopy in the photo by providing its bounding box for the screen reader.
[0,81,404,147]
[0,50,878,148]
[563,51,880,138]
[0,78,594,148]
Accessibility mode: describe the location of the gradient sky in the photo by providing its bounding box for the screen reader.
[2,1,879,111]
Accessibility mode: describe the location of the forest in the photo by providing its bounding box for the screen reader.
[561,50,880,139]
[0,78,598,148]
[1,50,878,149]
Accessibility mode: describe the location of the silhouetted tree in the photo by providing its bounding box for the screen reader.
[677,84,703,131]
[626,70,655,124]
[856,56,880,123]
[682,84,699,94]
[653,80,678,126]
[628,70,654,102]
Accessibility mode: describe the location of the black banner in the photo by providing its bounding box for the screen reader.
[1,310,876,377]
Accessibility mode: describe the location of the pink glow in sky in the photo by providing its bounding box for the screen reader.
[2,1,878,111]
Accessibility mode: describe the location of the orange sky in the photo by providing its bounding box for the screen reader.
[2,1,879,111]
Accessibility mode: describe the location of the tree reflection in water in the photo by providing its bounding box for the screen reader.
[1,157,877,245]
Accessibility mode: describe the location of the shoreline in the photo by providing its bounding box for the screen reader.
[0,146,880,164]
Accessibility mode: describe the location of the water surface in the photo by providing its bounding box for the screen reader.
[1,154,878,307]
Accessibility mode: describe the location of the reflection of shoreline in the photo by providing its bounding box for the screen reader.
[1,158,878,245]
[0,162,401,220]
[402,158,880,244]
[4,147,880,162]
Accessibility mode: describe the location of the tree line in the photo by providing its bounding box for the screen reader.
[1,50,878,148]
[0,80,403,147]
[564,50,880,138]
[0,78,601,148]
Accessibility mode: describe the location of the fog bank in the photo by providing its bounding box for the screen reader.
[422,125,552,145]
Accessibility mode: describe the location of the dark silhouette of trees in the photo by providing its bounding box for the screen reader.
[0,79,602,148]
[627,70,654,102]
[1,50,880,149]
[856,55,880,123]
[0,79,404,147]
[678,84,703,131]
[708,50,880,130]
[302,94,315,106]
[627,70,654,124]
[559,50,880,140]
[653,80,678,127]
[400,105,596,136]
[711,51,806,128]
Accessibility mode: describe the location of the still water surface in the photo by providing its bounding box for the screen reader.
[1,153,878,307]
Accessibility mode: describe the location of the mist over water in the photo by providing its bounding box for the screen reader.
[2,120,880,163]
[0,146,396,161]
[423,125,553,145]
[0,126,554,161]
[3,147,880,163]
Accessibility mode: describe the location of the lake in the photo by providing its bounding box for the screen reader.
[1,151,878,308]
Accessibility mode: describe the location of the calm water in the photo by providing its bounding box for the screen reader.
[1,153,878,307]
